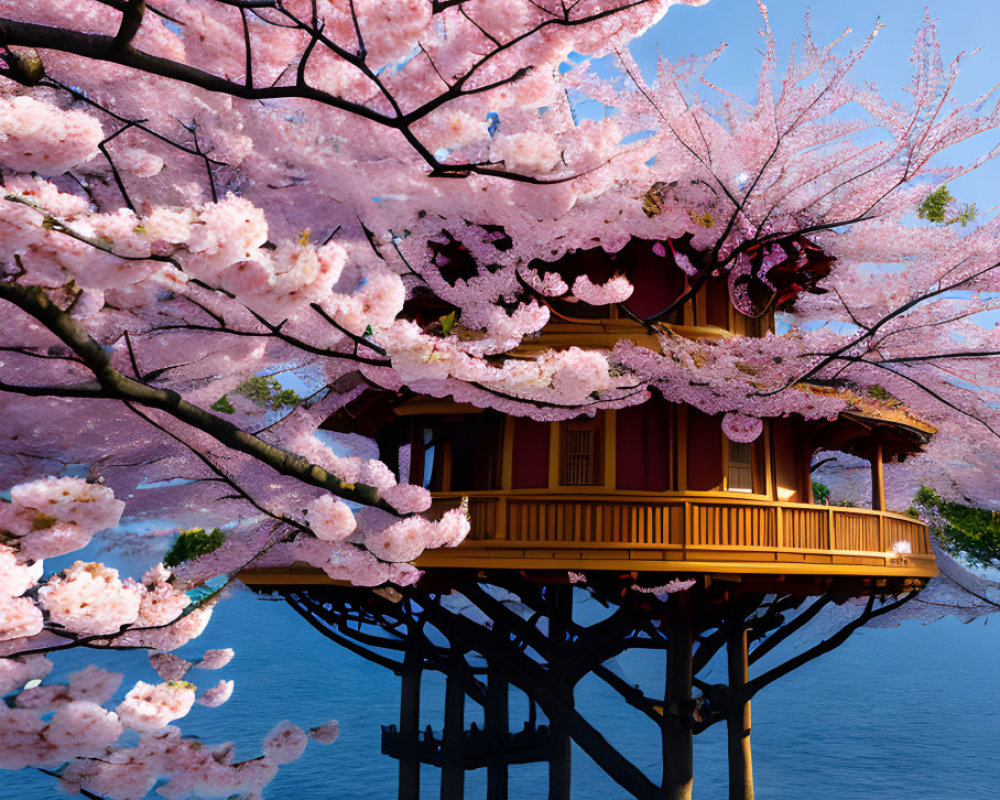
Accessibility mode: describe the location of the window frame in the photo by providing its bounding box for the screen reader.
[558,415,605,487]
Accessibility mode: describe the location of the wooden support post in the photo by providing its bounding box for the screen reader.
[485,666,509,800]
[548,586,573,800]
[440,675,465,800]
[663,599,694,800]
[871,443,886,512]
[726,623,754,800]
[398,662,422,800]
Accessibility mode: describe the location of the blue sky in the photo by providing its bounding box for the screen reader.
[634,0,1000,210]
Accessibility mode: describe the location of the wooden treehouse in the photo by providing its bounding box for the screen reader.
[316,236,938,588]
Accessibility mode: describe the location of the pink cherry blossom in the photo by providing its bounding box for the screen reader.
[572,274,635,305]
[263,721,309,765]
[0,544,42,597]
[0,654,52,696]
[0,96,103,175]
[721,413,765,443]
[382,483,433,514]
[39,562,143,636]
[149,653,193,683]
[196,648,235,671]
[308,720,341,745]
[306,495,358,542]
[116,681,197,733]
[67,665,123,705]
[197,679,234,708]
[46,700,123,756]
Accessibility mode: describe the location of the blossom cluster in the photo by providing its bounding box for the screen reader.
[0,477,338,798]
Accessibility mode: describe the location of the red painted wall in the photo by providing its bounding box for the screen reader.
[686,409,723,491]
[616,400,672,491]
[511,418,550,489]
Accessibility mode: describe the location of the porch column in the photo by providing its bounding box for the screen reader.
[870,443,886,512]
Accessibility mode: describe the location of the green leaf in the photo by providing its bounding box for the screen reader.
[811,481,830,504]
[233,376,302,411]
[440,310,457,336]
[867,385,892,402]
[917,186,952,223]
[911,486,1000,569]
[163,527,226,568]
[211,395,235,414]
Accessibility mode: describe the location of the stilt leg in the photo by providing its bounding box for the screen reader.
[440,675,465,800]
[663,600,693,800]
[399,662,422,800]
[486,667,509,800]
[726,623,754,800]
[548,586,573,800]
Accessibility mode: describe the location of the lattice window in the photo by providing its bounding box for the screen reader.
[561,416,603,486]
[564,428,594,485]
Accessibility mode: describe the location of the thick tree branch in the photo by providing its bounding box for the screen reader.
[0,281,395,511]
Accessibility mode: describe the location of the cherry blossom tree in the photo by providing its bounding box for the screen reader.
[1,475,343,799]
[2,1,1000,796]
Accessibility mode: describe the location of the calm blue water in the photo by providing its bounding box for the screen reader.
[4,585,999,800]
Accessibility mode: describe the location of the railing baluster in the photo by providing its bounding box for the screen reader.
[421,494,930,577]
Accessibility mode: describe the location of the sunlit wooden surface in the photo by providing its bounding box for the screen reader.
[413,492,936,578]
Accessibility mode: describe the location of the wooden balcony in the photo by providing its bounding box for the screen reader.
[416,492,937,579]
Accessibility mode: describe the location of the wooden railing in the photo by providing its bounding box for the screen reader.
[423,493,935,576]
